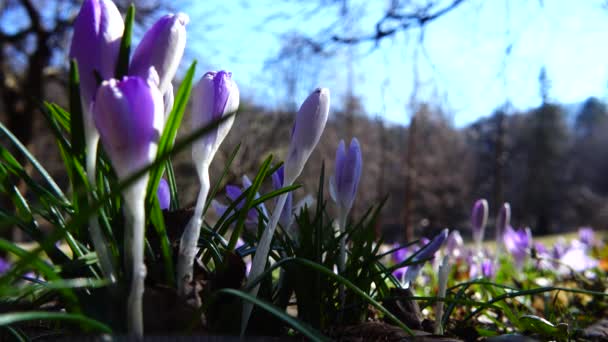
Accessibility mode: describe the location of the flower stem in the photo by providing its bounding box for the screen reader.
[85,137,115,282]
[177,166,210,296]
[241,191,289,336]
[124,178,148,337]
[336,209,347,321]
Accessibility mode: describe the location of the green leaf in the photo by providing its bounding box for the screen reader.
[0,121,67,202]
[115,4,134,78]
[149,199,175,285]
[0,312,111,333]
[146,61,197,210]
[519,315,559,336]
[69,59,85,164]
[216,288,329,341]
[244,257,414,336]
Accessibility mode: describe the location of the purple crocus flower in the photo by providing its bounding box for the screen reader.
[212,176,269,230]
[93,68,164,336]
[495,202,511,255]
[272,166,295,233]
[130,13,189,95]
[0,257,10,274]
[578,227,596,247]
[445,230,465,260]
[503,226,532,268]
[469,253,495,278]
[157,178,171,210]
[329,138,362,217]
[284,88,330,185]
[560,245,598,273]
[93,68,164,179]
[471,199,488,247]
[70,0,124,139]
[402,229,449,286]
[191,71,239,172]
[390,244,410,280]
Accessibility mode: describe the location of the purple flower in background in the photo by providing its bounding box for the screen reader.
[284,88,330,185]
[503,226,532,268]
[191,71,239,173]
[93,68,164,179]
[390,244,411,280]
[130,13,189,95]
[578,227,596,247]
[495,203,511,251]
[0,257,10,274]
[402,229,449,286]
[560,244,598,273]
[157,178,171,210]
[212,175,268,229]
[69,0,124,151]
[445,230,465,259]
[471,199,488,246]
[469,254,495,278]
[329,138,362,217]
[272,166,294,232]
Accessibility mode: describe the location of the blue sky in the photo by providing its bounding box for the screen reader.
[178,0,608,127]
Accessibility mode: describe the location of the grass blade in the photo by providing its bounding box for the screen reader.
[0,312,111,333]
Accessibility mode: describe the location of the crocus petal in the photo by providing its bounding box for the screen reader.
[332,138,362,214]
[445,230,464,259]
[284,88,330,185]
[130,13,189,94]
[157,178,171,210]
[163,83,174,117]
[93,68,164,179]
[212,199,228,218]
[471,199,488,245]
[69,0,124,146]
[191,71,238,173]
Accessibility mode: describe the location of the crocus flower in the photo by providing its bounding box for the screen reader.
[93,67,164,337]
[471,199,488,248]
[70,0,124,151]
[243,88,330,334]
[284,88,330,185]
[190,71,239,172]
[578,227,596,247]
[0,257,10,274]
[445,230,465,260]
[130,13,189,95]
[503,226,532,268]
[94,69,164,178]
[330,138,362,275]
[402,229,449,287]
[495,202,511,256]
[272,166,295,234]
[329,138,362,217]
[70,0,124,282]
[178,70,239,296]
[391,244,410,280]
[212,175,269,229]
[157,178,171,210]
[560,244,599,273]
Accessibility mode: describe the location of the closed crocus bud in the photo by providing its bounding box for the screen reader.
[93,68,164,179]
[70,0,124,110]
[191,71,239,173]
[284,88,330,185]
[130,13,189,94]
[329,138,362,216]
[495,203,511,247]
[471,199,489,246]
[157,178,171,210]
